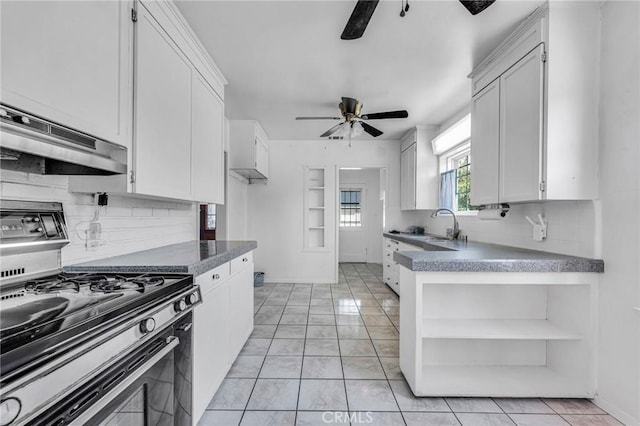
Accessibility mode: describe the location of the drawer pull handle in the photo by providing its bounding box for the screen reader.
[212,274,220,280]
[242,257,248,262]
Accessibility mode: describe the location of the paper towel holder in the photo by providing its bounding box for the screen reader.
[477,203,509,217]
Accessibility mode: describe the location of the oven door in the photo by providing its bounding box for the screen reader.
[29,314,193,426]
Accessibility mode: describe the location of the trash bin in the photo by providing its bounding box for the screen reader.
[254,272,265,287]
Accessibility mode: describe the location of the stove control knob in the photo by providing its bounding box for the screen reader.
[139,318,156,334]
[185,293,198,305]
[0,397,22,425]
[174,299,187,312]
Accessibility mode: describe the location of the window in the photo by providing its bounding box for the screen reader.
[433,113,474,213]
[439,142,474,212]
[205,204,216,230]
[340,189,362,227]
[452,150,472,211]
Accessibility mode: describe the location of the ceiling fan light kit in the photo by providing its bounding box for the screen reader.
[296,96,408,139]
[341,0,495,40]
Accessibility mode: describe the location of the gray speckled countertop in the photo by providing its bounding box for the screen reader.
[385,233,604,273]
[64,240,257,276]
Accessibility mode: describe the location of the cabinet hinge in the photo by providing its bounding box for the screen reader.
[539,181,546,192]
[131,7,138,22]
[541,52,547,63]
[130,170,136,184]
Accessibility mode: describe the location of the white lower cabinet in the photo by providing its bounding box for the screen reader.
[193,252,254,424]
[383,237,424,296]
[399,268,597,397]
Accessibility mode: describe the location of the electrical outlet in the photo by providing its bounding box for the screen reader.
[86,222,102,250]
[533,223,547,241]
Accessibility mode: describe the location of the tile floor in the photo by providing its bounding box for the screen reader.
[198,263,622,426]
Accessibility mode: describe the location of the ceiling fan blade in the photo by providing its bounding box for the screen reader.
[459,0,495,15]
[361,122,383,137]
[296,117,342,120]
[321,122,346,138]
[341,0,380,40]
[362,110,408,120]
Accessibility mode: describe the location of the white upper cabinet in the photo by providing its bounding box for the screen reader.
[470,80,500,206]
[400,143,417,210]
[229,120,270,180]
[400,126,439,210]
[191,73,225,204]
[469,2,600,204]
[499,45,545,203]
[134,2,192,200]
[69,0,227,202]
[0,1,132,147]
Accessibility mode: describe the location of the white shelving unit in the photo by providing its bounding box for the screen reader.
[303,167,328,251]
[399,269,598,398]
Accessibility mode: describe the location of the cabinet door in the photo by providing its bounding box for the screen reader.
[193,282,230,422]
[0,1,131,146]
[470,79,500,206]
[400,145,417,210]
[134,4,192,199]
[228,266,254,361]
[255,136,269,178]
[499,45,545,203]
[192,73,225,204]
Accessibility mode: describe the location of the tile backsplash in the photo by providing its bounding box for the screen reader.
[421,200,599,258]
[1,170,197,265]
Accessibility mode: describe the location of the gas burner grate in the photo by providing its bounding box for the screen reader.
[89,274,165,293]
[24,276,81,293]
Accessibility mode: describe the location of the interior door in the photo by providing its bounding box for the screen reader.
[338,186,367,262]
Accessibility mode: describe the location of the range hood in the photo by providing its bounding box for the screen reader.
[0,104,127,175]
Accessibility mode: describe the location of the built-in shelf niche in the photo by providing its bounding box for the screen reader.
[303,167,328,251]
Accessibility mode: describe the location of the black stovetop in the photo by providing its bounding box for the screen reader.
[0,271,193,384]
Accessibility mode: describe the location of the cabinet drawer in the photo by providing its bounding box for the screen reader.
[230,251,253,275]
[196,262,230,295]
[385,239,400,250]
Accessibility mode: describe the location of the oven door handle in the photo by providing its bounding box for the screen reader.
[69,336,180,425]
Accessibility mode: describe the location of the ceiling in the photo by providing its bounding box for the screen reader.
[175,0,542,141]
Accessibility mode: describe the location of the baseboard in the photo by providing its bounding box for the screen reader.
[594,395,639,426]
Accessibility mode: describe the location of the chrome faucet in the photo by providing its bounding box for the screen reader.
[430,208,460,240]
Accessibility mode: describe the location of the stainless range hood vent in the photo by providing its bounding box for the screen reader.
[0,104,127,175]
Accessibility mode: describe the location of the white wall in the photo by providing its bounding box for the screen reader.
[339,168,384,264]
[422,201,598,258]
[222,171,249,240]
[594,1,640,424]
[247,138,416,283]
[0,170,197,265]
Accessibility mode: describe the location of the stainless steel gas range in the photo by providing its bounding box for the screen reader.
[0,200,201,425]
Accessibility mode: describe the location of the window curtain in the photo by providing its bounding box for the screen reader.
[439,170,455,210]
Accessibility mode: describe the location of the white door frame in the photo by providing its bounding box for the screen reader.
[334,165,389,283]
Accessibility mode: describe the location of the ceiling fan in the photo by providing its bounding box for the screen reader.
[341,0,496,40]
[296,97,408,139]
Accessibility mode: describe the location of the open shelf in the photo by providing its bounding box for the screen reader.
[422,319,582,340]
[303,167,328,251]
[418,365,590,397]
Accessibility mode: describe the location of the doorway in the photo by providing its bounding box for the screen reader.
[338,168,384,264]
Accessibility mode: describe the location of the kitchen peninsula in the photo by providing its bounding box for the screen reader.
[386,233,603,399]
